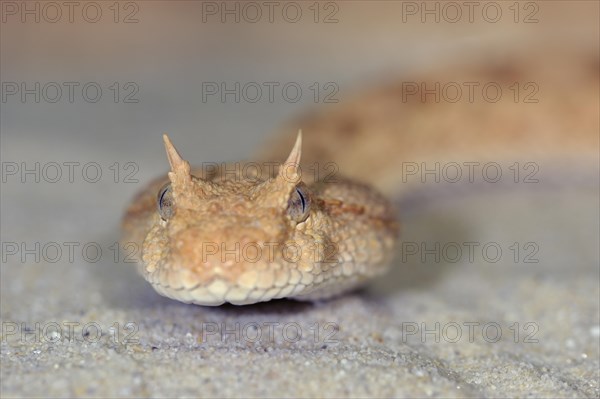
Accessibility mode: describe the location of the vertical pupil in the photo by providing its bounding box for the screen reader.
[160,188,169,208]
[297,189,305,212]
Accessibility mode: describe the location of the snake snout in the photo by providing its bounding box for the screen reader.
[174,223,278,269]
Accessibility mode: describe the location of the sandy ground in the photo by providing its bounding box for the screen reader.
[1,2,599,397]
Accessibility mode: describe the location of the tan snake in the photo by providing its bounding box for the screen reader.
[122,46,598,306]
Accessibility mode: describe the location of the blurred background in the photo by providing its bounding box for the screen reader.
[1,1,599,397]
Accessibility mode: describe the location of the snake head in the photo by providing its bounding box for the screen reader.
[144,131,320,305]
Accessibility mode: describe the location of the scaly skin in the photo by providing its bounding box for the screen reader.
[122,47,597,306]
[121,133,398,305]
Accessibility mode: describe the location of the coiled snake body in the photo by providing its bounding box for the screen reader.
[122,48,597,305]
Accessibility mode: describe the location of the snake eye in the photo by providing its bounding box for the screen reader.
[157,183,175,220]
[287,182,311,223]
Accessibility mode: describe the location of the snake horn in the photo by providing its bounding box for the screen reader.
[278,129,303,183]
[163,133,194,199]
[163,134,190,172]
